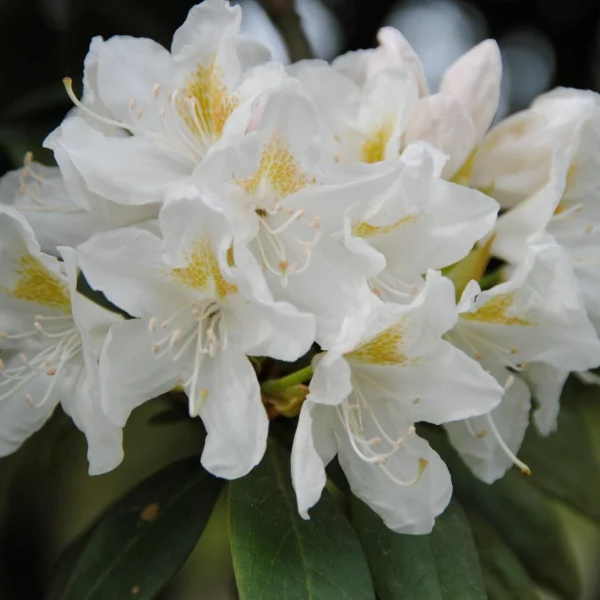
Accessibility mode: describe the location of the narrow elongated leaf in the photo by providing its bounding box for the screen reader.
[50,457,224,600]
[424,428,580,598]
[352,497,485,600]
[520,388,600,523]
[229,441,375,600]
[467,512,537,600]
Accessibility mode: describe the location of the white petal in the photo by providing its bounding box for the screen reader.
[195,347,267,479]
[370,27,429,95]
[77,227,189,319]
[291,401,337,518]
[353,340,503,425]
[445,366,531,483]
[99,319,182,426]
[54,117,190,206]
[307,353,353,406]
[0,354,58,456]
[404,94,477,178]
[96,35,173,130]
[523,362,569,436]
[335,401,452,534]
[440,40,502,142]
[228,296,315,362]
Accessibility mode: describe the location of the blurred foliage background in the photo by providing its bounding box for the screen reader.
[2,0,600,598]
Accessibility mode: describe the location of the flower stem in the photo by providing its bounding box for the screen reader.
[261,364,313,395]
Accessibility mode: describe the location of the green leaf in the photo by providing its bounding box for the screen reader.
[49,457,224,600]
[520,385,600,523]
[351,497,486,600]
[467,512,537,600]
[228,441,375,600]
[423,426,580,598]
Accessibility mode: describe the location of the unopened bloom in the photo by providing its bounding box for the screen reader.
[291,271,503,534]
[0,206,122,474]
[445,243,600,481]
[49,0,282,208]
[77,197,315,479]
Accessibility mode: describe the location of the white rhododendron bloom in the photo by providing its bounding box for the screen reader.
[77,197,315,478]
[332,28,502,178]
[0,206,122,473]
[1,0,599,538]
[49,0,281,208]
[446,244,600,482]
[292,272,503,534]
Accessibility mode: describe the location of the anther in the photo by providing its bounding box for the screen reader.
[153,84,161,99]
[585,224,594,234]
[0,358,4,371]
[510,346,518,354]
[407,426,416,438]
[170,329,183,346]
[136,108,144,119]
[476,430,488,438]
[412,396,421,405]
[19,353,27,363]
[129,98,136,111]
[148,317,158,332]
[46,369,56,376]
[368,437,382,445]
[152,343,160,354]
[25,393,35,405]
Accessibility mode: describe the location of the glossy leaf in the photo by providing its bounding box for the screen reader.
[229,441,375,600]
[425,429,580,598]
[49,457,224,600]
[352,497,486,600]
[521,383,600,523]
[468,512,537,600]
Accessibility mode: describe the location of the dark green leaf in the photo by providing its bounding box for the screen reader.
[520,383,600,523]
[467,512,537,600]
[351,497,486,600]
[423,428,580,598]
[228,441,375,600]
[49,457,224,600]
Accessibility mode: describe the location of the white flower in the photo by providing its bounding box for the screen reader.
[196,82,399,342]
[0,206,122,474]
[77,197,315,479]
[470,88,600,207]
[331,29,502,178]
[339,143,499,299]
[445,244,600,482]
[290,58,418,164]
[492,115,600,336]
[0,155,155,256]
[48,0,283,208]
[291,271,503,534]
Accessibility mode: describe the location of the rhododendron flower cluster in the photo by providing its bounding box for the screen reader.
[2,0,600,535]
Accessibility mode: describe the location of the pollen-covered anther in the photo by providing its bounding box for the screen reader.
[153,84,161,99]
[279,261,289,272]
[152,342,161,355]
[46,368,56,376]
[407,425,416,438]
[25,393,35,406]
[521,360,530,369]
[510,346,518,354]
[368,437,382,445]
[475,352,483,360]
[136,108,144,119]
[169,329,183,347]
[394,438,405,449]
[476,430,488,438]
[148,317,158,332]
[585,224,594,234]
[504,374,515,391]
[412,395,421,405]
[129,98,136,111]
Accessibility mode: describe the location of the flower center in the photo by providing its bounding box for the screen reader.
[149,300,227,416]
[336,376,428,486]
[0,315,82,406]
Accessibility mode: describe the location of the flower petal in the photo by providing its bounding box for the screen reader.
[195,347,267,479]
[291,400,337,518]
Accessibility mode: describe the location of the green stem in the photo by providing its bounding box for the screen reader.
[261,365,313,395]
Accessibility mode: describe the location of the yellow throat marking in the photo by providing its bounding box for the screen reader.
[461,292,531,326]
[5,254,71,313]
[352,214,418,238]
[180,55,239,142]
[236,132,316,198]
[171,238,238,298]
[347,320,412,366]
[361,121,394,164]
